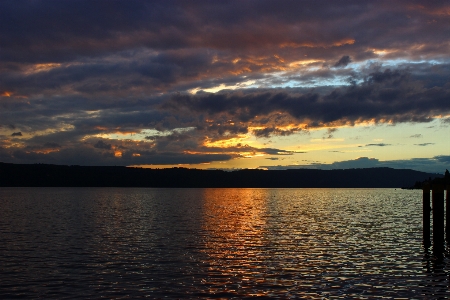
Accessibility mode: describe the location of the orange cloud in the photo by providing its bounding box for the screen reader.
[280,38,355,48]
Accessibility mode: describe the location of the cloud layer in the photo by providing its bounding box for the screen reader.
[0,1,449,170]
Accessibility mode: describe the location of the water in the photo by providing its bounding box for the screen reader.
[0,188,448,298]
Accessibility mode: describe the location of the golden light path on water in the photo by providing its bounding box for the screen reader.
[0,188,449,298]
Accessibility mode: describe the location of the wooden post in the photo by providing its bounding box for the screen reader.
[432,184,445,255]
[423,183,431,249]
[447,186,450,245]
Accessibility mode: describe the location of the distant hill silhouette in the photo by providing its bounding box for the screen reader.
[0,162,443,188]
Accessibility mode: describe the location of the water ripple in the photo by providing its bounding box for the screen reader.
[0,187,448,298]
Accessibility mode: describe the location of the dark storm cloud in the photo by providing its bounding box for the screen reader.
[253,126,304,138]
[11,132,22,136]
[0,93,170,136]
[1,1,449,65]
[145,131,201,152]
[0,50,219,98]
[94,140,112,150]
[164,69,450,128]
[43,142,61,148]
[1,1,449,100]
[204,123,249,136]
[334,56,351,68]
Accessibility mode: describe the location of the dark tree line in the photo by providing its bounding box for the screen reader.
[0,162,444,188]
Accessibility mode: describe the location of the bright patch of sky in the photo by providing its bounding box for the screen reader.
[188,80,255,94]
[95,127,196,141]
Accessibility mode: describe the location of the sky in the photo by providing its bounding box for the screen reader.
[0,0,449,173]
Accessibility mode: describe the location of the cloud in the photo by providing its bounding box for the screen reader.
[363,143,392,147]
[164,69,450,132]
[434,155,450,163]
[2,1,449,63]
[0,1,449,167]
[323,128,338,139]
[259,148,296,155]
[410,134,422,138]
[260,156,450,174]
[334,56,351,68]
[94,140,112,150]
[253,126,304,138]
[414,143,434,146]
[0,145,234,166]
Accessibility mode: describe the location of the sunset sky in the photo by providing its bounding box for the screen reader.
[1,1,449,173]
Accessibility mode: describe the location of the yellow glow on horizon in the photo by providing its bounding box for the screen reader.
[298,143,362,152]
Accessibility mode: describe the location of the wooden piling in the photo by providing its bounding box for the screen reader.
[447,186,450,245]
[423,183,431,249]
[432,184,445,254]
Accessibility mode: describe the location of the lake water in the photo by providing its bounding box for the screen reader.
[0,188,448,298]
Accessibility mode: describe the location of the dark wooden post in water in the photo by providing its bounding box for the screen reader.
[423,183,431,249]
[432,184,445,255]
[447,186,450,245]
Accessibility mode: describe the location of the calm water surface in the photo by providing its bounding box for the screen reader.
[0,188,448,298]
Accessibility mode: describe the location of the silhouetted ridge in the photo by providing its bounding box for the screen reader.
[0,162,443,188]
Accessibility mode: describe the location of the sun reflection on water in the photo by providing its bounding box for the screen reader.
[1,188,449,298]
